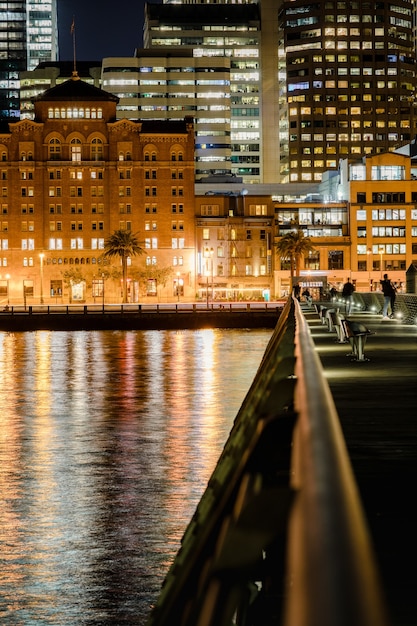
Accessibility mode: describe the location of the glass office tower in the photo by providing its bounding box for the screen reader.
[279,0,417,183]
[0,0,57,120]
[144,2,264,183]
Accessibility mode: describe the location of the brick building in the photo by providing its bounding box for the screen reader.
[0,73,196,305]
[195,193,275,301]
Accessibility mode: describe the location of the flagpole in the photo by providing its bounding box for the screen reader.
[71,16,76,74]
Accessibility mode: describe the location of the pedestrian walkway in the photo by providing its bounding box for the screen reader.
[303,304,417,626]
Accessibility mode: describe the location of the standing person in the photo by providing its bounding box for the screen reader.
[380,273,396,319]
[293,283,301,301]
[342,277,354,315]
[302,288,312,306]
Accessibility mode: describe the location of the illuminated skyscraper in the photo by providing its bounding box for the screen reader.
[148,0,417,184]
[279,0,417,183]
[144,1,267,184]
[0,0,58,120]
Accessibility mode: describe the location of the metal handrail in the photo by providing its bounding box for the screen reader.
[146,296,388,626]
[286,298,388,626]
[0,301,282,315]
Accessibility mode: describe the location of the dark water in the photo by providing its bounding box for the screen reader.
[0,328,272,625]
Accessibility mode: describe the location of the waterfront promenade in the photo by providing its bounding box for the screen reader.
[304,304,417,626]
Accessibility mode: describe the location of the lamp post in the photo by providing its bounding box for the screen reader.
[367,248,372,291]
[6,273,10,305]
[176,271,180,301]
[204,247,214,307]
[39,253,44,304]
[210,248,214,301]
[102,273,105,308]
[379,246,384,279]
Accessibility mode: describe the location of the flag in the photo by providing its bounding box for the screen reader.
[70,18,75,35]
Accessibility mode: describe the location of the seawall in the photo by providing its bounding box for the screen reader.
[0,306,282,332]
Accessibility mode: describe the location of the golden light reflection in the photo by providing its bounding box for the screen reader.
[0,327,273,619]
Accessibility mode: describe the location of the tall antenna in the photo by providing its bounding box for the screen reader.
[70,16,77,75]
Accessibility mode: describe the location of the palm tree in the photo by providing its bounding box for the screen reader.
[103,229,144,303]
[275,228,315,290]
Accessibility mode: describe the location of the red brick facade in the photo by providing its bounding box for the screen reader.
[0,74,196,304]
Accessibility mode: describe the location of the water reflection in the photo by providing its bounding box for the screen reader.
[0,328,271,624]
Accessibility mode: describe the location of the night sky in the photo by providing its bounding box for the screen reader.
[57,0,160,62]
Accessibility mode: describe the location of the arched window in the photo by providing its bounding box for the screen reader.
[91,138,103,161]
[71,138,82,162]
[49,138,61,160]
[171,150,184,162]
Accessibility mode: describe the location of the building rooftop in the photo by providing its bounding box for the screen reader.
[146,3,260,25]
[31,73,119,103]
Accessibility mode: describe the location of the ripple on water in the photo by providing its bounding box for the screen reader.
[0,328,272,624]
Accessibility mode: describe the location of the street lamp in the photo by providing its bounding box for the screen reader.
[6,273,10,304]
[367,248,372,291]
[39,253,44,304]
[102,273,105,308]
[379,246,384,279]
[204,247,214,307]
[176,271,180,301]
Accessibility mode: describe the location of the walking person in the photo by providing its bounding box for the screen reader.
[380,273,396,319]
[342,277,354,315]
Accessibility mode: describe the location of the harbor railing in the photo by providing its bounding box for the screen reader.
[146,296,388,626]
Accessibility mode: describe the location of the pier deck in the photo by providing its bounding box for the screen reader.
[304,305,417,626]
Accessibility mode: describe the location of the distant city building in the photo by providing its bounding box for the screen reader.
[273,150,417,296]
[12,0,417,188]
[340,151,417,287]
[144,1,272,184]
[20,61,102,119]
[279,0,417,183]
[195,192,275,301]
[0,75,197,304]
[0,0,58,120]
[101,50,231,181]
